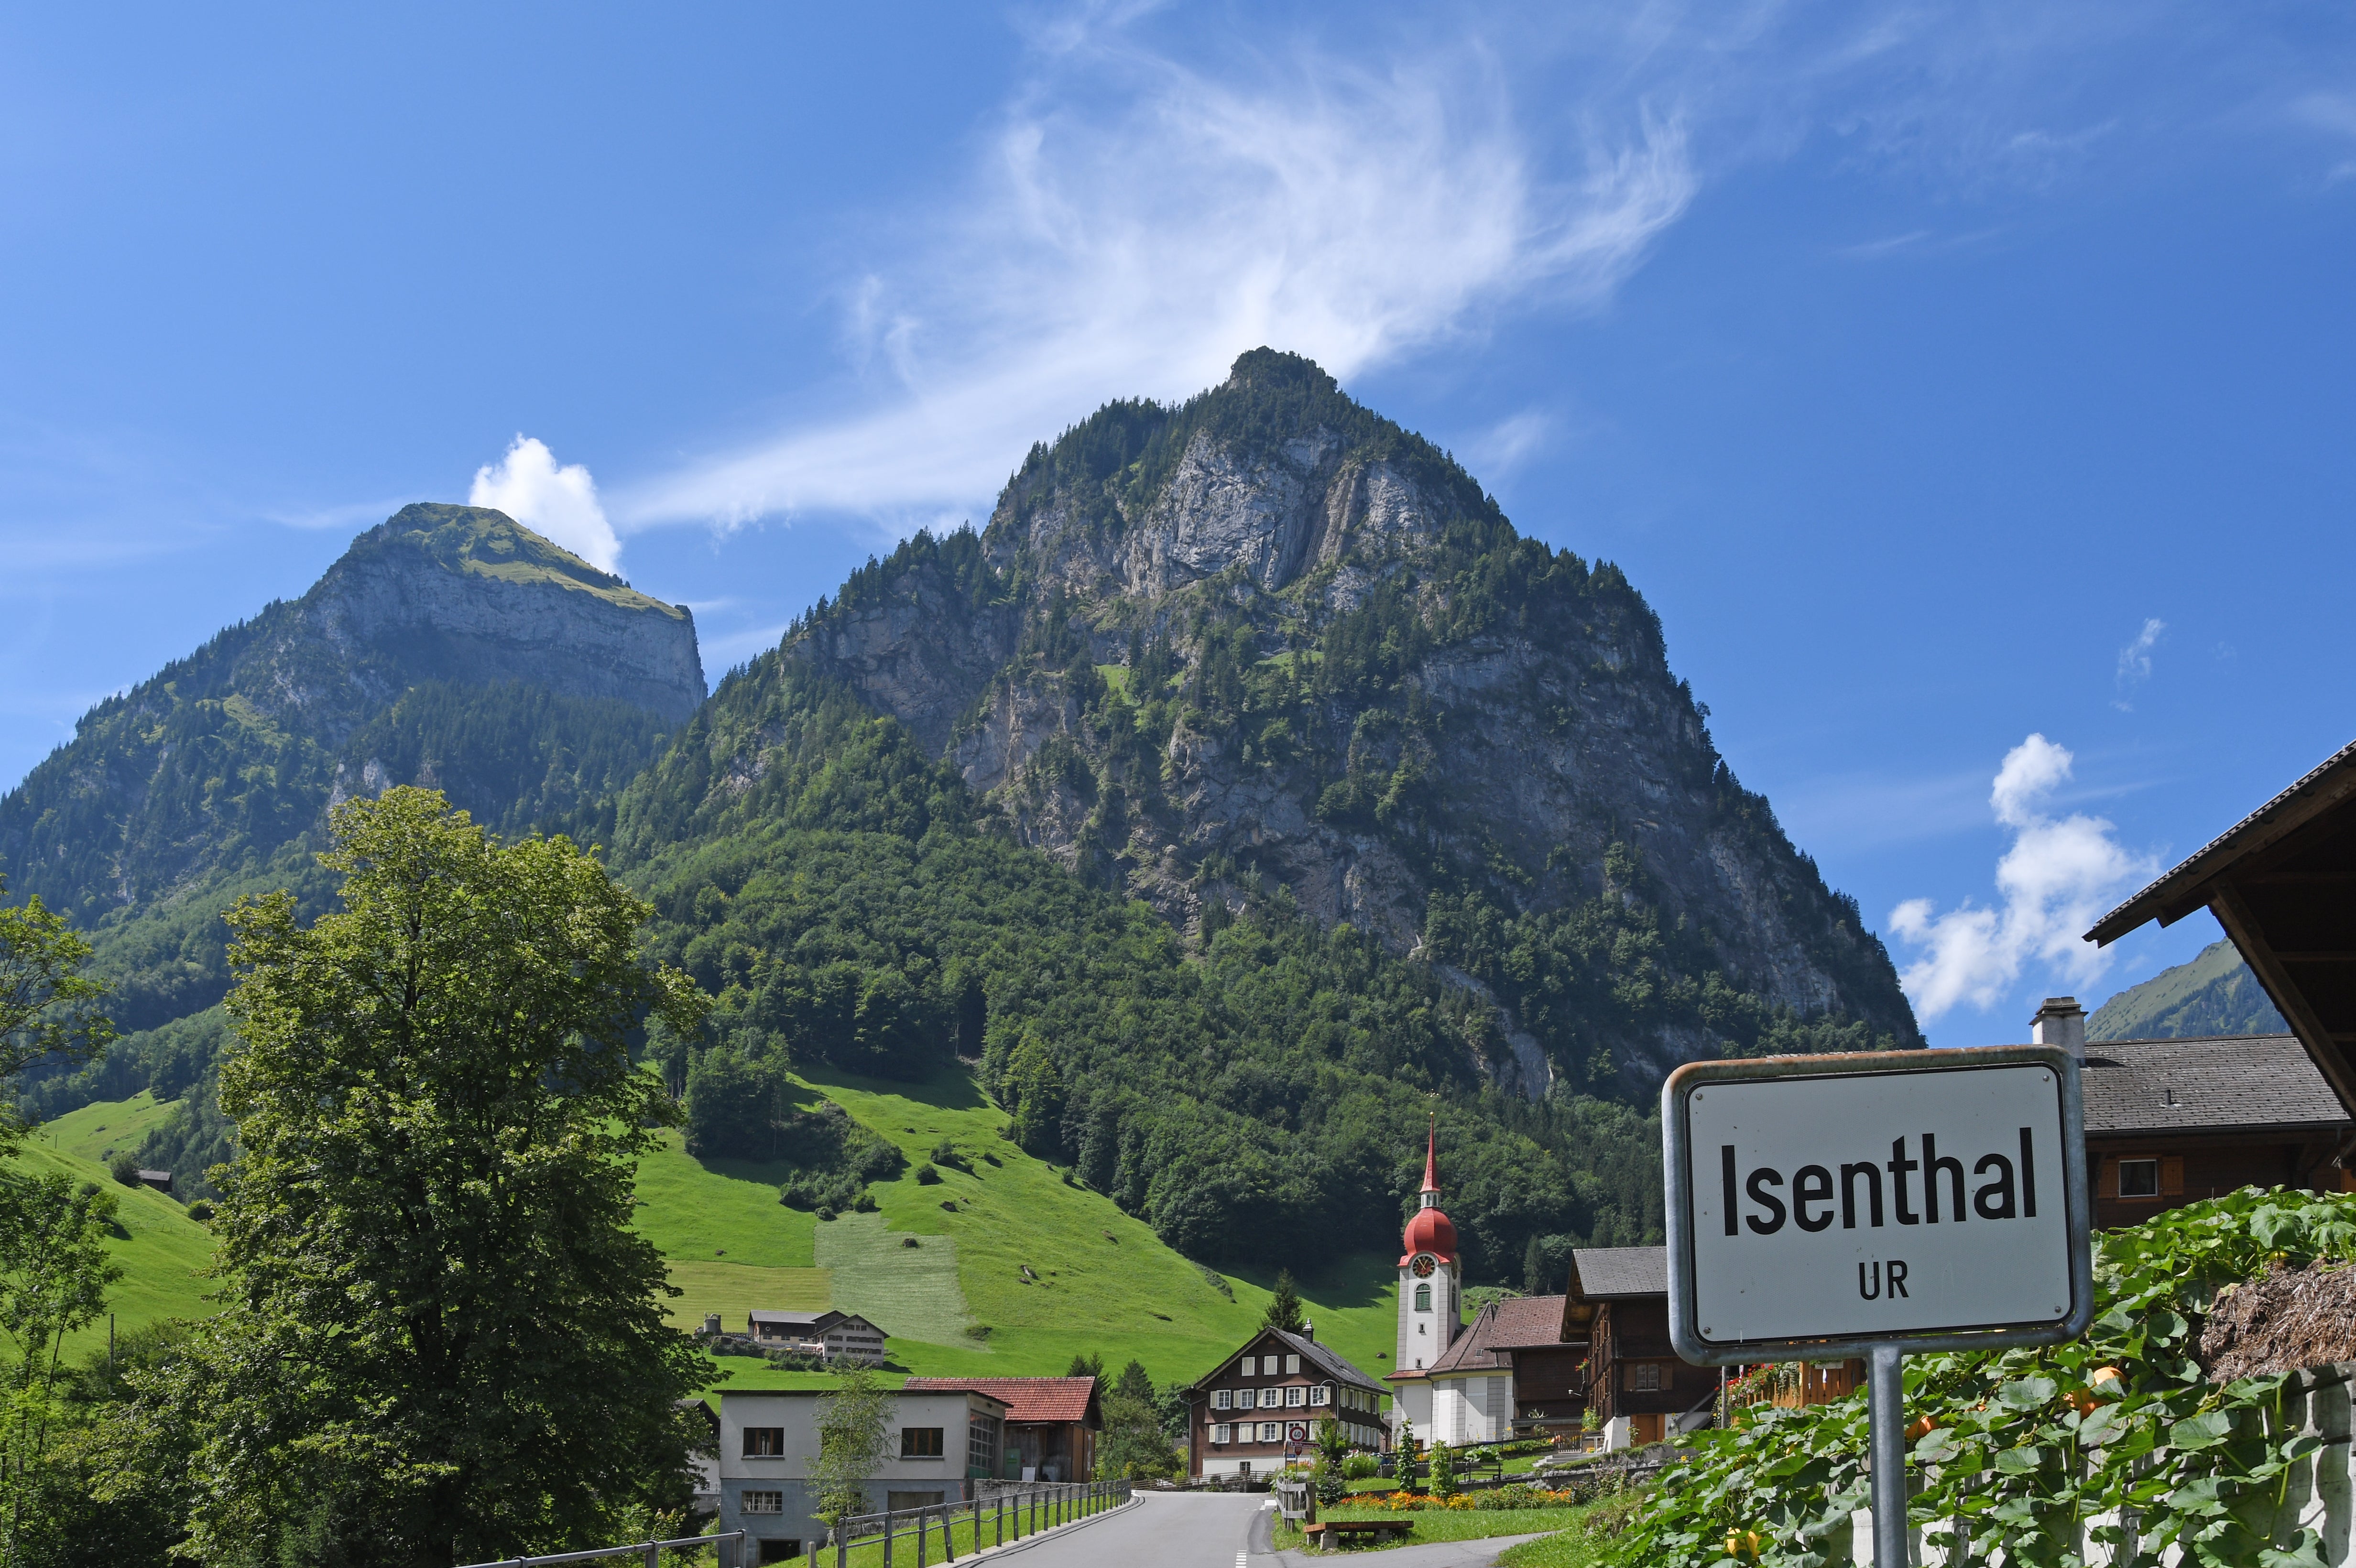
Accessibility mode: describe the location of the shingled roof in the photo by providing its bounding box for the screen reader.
[903,1377,1101,1426]
[2082,1034,2352,1136]
[1267,1328,1387,1393]
[1485,1295,1572,1348]
[1426,1295,1571,1376]
[1570,1246,1667,1301]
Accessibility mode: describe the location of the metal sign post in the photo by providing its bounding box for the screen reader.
[1663,1045,2094,1567]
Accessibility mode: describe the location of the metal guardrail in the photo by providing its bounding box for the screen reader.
[458,1531,747,1568]
[821,1479,1132,1568]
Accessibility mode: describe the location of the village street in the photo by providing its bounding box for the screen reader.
[979,1492,1554,1568]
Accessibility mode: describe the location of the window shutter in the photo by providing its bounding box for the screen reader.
[2160,1156,2184,1197]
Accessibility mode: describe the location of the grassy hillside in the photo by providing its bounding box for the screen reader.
[649,1064,1403,1403]
[2090,938,2288,1041]
[49,1065,1406,1412]
[7,1134,217,1361]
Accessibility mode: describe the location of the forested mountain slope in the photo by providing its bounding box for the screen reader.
[2091,938,2287,1040]
[9,361,1916,1278]
[779,349,1916,1094]
[1,505,704,1134]
[600,351,1915,1278]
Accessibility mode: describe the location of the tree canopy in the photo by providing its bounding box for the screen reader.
[122,788,709,1563]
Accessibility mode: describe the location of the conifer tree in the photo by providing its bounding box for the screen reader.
[1263,1269,1306,1332]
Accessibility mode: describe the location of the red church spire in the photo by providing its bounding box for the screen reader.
[1401,1116,1458,1263]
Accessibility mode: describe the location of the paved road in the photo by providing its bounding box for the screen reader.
[978,1492,1551,1568]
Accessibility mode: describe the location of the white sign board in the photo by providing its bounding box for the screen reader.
[1664,1045,2092,1363]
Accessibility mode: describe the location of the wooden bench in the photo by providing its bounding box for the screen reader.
[1302,1519,1415,1550]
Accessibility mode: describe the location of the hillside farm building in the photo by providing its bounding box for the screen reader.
[746,1310,887,1363]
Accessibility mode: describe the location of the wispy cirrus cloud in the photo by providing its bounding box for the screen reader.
[2113,616,2166,709]
[614,22,1695,533]
[609,2,2352,535]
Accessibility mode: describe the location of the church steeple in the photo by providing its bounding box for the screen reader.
[1394,1118,1463,1396]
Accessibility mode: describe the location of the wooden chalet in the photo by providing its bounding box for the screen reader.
[1472,1295,1586,1441]
[901,1377,1101,1481]
[1183,1326,1387,1478]
[1567,1246,1858,1446]
[2080,1027,2351,1227]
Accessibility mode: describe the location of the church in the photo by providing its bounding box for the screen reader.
[1384,1126,1521,1448]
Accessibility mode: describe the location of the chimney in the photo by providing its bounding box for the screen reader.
[1301,1321,1315,1342]
[2031,997,2086,1060]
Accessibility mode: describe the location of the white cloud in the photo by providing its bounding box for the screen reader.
[2112,616,2165,709]
[1888,734,2158,1023]
[614,27,1694,531]
[468,436,621,572]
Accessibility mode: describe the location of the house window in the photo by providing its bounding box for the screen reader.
[1629,1364,1663,1392]
[1285,1386,1305,1408]
[1309,1386,1330,1406]
[1240,1356,1256,1376]
[743,1428,785,1458]
[742,1491,785,1514]
[902,1427,945,1458]
[2119,1159,2160,1198]
[1413,1284,1431,1311]
[1212,1423,1233,1445]
[1263,1388,1284,1409]
[1212,1389,1232,1410]
[968,1414,1000,1475]
[1260,1422,1281,1442]
[1286,1355,1300,1373]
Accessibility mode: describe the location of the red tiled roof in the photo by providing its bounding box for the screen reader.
[905,1377,1098,1425]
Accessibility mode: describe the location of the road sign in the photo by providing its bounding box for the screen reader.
[1663,1045,2094,1568]
[1665,1044,2092,1363]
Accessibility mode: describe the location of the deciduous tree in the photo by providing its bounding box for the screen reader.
[158,788,709,1564]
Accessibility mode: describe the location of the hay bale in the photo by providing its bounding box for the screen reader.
[2198,1261,2356,1382]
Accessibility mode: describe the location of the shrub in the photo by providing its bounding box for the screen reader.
[1428,1441,1457,1498]
[185,1198,214,1222]
[109,1154,140,1187]
[1620,1187,2356,1568]
[915,1164,942,1186]
[1342,1454,1379,1480]
[929,1138,965,1169]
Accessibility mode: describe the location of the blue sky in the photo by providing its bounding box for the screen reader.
[3,3,2351,1045]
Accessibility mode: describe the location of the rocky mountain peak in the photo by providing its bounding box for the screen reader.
[295,504,705,724]
[0,506,703,924]
[786,353,1920,1091]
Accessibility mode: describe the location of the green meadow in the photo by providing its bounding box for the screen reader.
[10,1130,218,1361]
[33,1064,1403,1409]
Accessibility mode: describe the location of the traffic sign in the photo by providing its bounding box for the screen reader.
[1665,1044,2092,1362]
[1662,1045,2094,1568]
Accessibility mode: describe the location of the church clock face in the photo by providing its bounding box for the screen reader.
[1410,1253,1437,1278]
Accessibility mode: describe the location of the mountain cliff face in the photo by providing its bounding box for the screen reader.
[0,506,703,1042]
[784,351,1918,1091]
